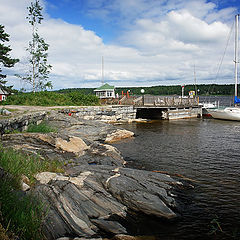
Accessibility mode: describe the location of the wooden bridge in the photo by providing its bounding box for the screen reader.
[101,95,201,120]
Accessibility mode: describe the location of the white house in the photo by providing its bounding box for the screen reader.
[94,83,116,99]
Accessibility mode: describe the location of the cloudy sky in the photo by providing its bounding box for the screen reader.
[1,0,240,90]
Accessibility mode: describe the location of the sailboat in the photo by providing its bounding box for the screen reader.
[209,14,240,121]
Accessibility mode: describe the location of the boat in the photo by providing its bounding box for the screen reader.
[209,14,240,121]
[200,102,218,117]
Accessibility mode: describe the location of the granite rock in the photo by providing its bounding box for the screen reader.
[32,165,181,239]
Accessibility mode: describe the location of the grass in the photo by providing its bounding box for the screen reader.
[0,91,100,106]
[0,179,45,240]
[4,121,57,134]
[0,146,63,239]
[0,145,63,184]
[26,121,57,133]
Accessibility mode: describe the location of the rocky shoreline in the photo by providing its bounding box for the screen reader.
[0,108,190,240]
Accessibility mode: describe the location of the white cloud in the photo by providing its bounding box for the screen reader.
[0,0,238,90]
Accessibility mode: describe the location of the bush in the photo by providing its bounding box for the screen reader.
[1,91,100,106]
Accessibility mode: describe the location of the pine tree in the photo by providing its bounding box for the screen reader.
[0,25,19,92]
[17,0,52,92]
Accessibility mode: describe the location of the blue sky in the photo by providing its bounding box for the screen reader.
[1,0,240,90]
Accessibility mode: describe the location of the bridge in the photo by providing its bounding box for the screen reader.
[101,95,202,120]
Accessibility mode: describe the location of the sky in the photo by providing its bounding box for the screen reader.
[1,0,240,90]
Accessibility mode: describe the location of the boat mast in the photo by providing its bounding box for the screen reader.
[235,14,239,100]
[101,56,104,86]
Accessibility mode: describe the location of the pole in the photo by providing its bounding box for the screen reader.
[102,56,104,85]
[194,64,197,96]
[235,14,239,100]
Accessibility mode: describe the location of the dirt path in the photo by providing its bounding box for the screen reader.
[1,105,79,117]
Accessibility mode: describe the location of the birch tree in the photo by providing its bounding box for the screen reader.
[17,0,52,92]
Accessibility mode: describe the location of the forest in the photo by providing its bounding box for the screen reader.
[56,84,237,96]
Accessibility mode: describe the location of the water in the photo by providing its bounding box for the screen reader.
[112,118,240,239]
[199,95,235,107]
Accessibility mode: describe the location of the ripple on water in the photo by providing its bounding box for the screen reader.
[113,118,240,239]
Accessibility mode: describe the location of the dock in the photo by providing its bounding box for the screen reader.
[120,95,202,120]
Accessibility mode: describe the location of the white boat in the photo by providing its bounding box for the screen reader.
[209,106,240,120]
[209,14,240,121]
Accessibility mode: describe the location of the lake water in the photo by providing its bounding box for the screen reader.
[112,114,240,239]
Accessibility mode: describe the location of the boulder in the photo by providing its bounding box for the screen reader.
[55,136,89,155]
[105,130,134,143]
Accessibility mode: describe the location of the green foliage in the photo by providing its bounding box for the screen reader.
[0,25,19,91]
[57,84,237,97]
[57,88,95,95]
[26,121,56,133]
[116,84,237,96]
[0,91,99,106]
[66,91,99,105]
[0,146,63,239]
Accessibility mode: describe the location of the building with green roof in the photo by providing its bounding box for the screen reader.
[94,83,116,99]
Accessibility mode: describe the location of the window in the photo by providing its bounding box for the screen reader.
[107,91,112,97]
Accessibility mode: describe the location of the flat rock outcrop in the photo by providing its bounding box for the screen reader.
[33,165,181,239]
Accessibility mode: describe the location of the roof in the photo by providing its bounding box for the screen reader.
[94,83,115,91]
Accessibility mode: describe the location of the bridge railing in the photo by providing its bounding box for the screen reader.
[133,95,199,107]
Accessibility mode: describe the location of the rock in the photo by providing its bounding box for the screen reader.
[32,165,181,239]
[0,108,12,115]
[21,175,30,185]
[56,238,103,240]
[2,132,125,167]
[112,235,137,240]
[105,130,134,143]
[91,219,127,235]
[55,136,89,155]
[21,182,30,191]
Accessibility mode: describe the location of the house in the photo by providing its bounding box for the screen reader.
[0,88,8,101]
[94,83,116,99]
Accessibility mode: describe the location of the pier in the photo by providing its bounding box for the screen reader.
[119,95,202,120]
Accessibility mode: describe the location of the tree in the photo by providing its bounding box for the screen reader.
[17,0,52,92]
[0,25,19,92]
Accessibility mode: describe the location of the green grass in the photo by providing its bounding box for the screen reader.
[0,91,100,106]
[0,179,45,240]
[26,121,57,133]
[0,146,63,184]
[0,146,63,239]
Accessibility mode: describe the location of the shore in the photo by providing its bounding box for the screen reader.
[0,106,189,240]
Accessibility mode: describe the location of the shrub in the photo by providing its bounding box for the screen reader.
[1,91,100,106]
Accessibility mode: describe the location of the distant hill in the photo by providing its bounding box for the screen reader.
[56,84,236,96]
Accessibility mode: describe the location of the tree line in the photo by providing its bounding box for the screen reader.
[57,84,237,96]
